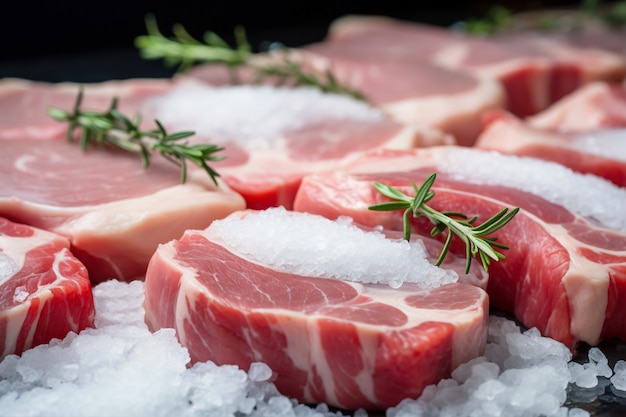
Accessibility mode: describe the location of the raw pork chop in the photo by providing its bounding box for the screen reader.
[184,53,506,147]
[142,82,452,209]
[0,217,94,360]
[322,15,626,117]
[0,78,173,141]
[0,138,246,284]
[1,78,444,210]
[526,81,626,131]
[476,110,626,188]
[293,146,626,350]
[143,208,489,410]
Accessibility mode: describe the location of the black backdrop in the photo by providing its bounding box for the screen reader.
[1,0,582,82]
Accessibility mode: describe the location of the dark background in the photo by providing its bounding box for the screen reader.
[1,0,582,82]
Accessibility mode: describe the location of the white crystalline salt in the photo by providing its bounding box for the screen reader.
[587,347,613,378]
[208,207,458,289]
[0,280,350,417]
[569,362,599,389]
[567,408,591,417]
[145,84,384,152]
[572,129,626,163]
[440,148,626,231]
[248,362,272,382]
[3,280,625,417]
[0,253,18,285]
[389,316,574,417]
[611,360,626,391]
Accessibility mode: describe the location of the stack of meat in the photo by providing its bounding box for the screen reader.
[2,12,626,412]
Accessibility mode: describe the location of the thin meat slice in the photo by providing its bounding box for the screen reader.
[0,217,94,360]
[183,53,506,147]
[526,81,626,131]
[141,81,452,209]
[0,138,246,284]
[293,146,626,350]
[0,78,173,141]
[476,110,626,188]
[143,208,489,410]
[323,15,626,117]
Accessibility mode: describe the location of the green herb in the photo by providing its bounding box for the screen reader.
[47,87,224,185]
[463,5,514,36]
[135,14,251,76]
[368,173,519,273]
[253,57,367,101]
[134,15,366,101]
[462,0,626,35]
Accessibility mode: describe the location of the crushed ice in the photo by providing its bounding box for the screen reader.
[0,280,342,417]
[572,129,626,163]
[441,148,626,231]
[389,317,590,417]
[208,207,459,289]
[145,83,384,151]
[1,281,625,417]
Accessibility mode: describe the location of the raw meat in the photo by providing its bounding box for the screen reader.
[184,53,506,147]
[0,217,94,360]
[526,81,626,131]
[293,146,626,350]
[143,209,489,410]
[322,15,626,117]
[0,137,246,284]
[142,82,452,209]
[476,110,626,188]
[0,78,173,141]
[1,78,443,210]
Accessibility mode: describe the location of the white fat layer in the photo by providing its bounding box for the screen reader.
[440,148,626,232]
[537,222,611,345]
[0,232,49,286]
[207,207,459,289]
[571,129,626,163]
[145,84,384,151]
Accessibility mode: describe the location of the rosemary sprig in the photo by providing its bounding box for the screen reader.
[461,0,626,35]
[368,173,519,273]
[134,15,366,101]
[254,58,367,101]
[47,88,224,185]
[135,14,251,75]
[462,5,514,36]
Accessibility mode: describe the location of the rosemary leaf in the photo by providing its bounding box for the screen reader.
[368,174,519,273]
[47,87,224,185]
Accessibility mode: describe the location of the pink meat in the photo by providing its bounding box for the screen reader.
[527,81,626,131]
[141,81,452,209]
[2,75,455,211]
[143,211,489,410]
[323,15,626,117]
[0,78,173,141]
[0,138,246,284]
[476,110,626,188]
[0,217,94,360]
[184,53,506,147]
[293,147,626,350]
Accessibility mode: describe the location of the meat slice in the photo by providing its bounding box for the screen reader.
[0,217,94,360]
[0,78,173,141]
[142,82,452,209]
[184,53,506,147]
[322,15,626,117]
[1,77,444,210]
[0,138,246,284]
[526,81,626,131]
[143,208,489,410]
[476,110,626,188]
[293,146,626,350]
